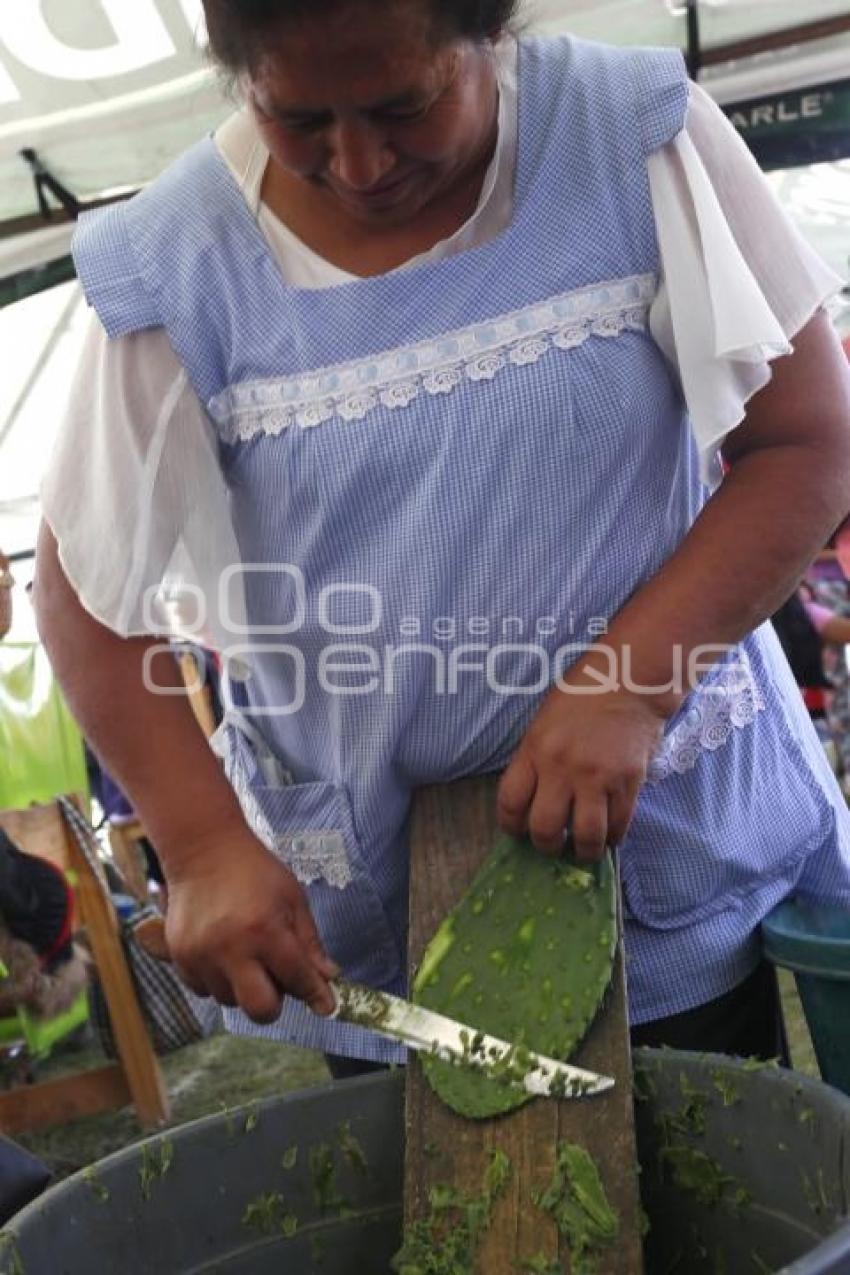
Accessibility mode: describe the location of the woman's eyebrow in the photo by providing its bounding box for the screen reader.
[368,90,429,111]
[267,89,429,121]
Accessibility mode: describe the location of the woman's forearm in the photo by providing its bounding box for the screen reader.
[32,523,247,872]
[499,317,850,857]
[34,525,338,1017]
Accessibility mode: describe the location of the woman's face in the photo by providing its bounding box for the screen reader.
[246,0,499,226]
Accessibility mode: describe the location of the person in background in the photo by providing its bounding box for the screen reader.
[800,582,850,790]
[805,524,850,779]
[0,827,88,1023]
[0,832,63,1226]
[0,552,13,641]
[833,517,850,584]
[772,589,833,719]
[809,523,850,611]
[801,581,850,650]
[773,577,850,787]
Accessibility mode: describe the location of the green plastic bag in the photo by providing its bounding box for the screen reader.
[0,643,88,808]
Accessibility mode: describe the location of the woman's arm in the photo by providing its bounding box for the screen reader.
[33,524,338,1018]
[498,310,850,859]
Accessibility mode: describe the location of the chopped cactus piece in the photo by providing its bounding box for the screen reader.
[415,917,456,990]
[533,1142,619,1274]
[337,1121,369,1176]
[413,837,616,1118]
[659,1146,736,1207]
[391,1150,513,1273]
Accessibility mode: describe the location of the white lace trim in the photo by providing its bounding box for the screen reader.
[239,781,352,888]
[212,726,354,889]
[647,659,766,783]
[274,828,352,890]
[209,273,657,442]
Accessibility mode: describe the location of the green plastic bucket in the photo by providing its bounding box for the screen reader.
[763,900,850,1096]
[4,1050,850,1274]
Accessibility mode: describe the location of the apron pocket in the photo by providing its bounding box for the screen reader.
[621,705,825,931]
[235,772,402,987]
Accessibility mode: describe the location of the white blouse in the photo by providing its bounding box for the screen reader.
[41,39,842,649]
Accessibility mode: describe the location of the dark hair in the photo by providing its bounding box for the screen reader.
[203,0,519,74]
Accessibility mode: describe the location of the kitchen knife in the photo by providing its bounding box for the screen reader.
[329,978,614,1099]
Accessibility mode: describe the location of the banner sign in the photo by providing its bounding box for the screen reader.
[725,79,850,170]
[0,1,227,228]
[1,3,848,252]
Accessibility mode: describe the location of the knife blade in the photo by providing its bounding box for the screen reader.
[328,979,614,1099]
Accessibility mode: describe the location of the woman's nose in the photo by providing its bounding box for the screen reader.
[328,119,395,191]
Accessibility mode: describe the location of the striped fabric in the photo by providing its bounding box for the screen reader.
[72,35,850,1061]
[58,799,206,1055]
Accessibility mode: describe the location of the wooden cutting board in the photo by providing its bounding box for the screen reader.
[404,774,644,1274]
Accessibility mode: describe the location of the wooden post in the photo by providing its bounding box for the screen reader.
[406,774,644,1274]
[178,649,218,741]
[61,816,170,1129]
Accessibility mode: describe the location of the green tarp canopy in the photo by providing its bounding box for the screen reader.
[730,77,850,170]
[0,642,89,808]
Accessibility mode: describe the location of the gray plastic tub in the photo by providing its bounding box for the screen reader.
[3,1049,850,1273]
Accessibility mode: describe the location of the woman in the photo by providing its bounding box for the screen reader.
[34,0,850,1069]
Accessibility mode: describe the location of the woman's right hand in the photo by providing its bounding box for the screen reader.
[163,825,340,1024]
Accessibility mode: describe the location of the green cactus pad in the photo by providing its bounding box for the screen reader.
[412,837,617,1119]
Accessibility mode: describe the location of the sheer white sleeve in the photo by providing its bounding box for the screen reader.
[648,82,844,486]
[40,314,246,664]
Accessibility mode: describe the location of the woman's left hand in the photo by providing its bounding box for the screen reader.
[496,662,670,861]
